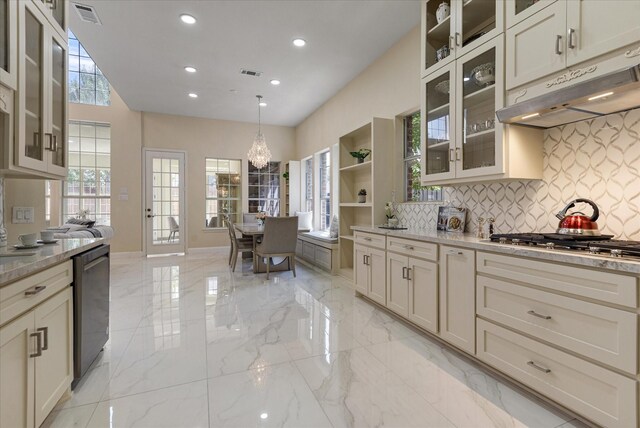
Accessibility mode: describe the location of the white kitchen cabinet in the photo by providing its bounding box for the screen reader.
[506,0,640,90]
[407,257,438,333]
[386,251,410,317]
[505,0,557,28]
[32,0,68,40]
[439,245,475,354]
[354,243,386,306]
[6,0,67,178]
[0,0,18,90]
[421,0,504,77]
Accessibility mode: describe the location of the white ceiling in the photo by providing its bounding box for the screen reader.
[69,0,421,127]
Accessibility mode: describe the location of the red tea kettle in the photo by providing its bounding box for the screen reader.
[555,198,601,236]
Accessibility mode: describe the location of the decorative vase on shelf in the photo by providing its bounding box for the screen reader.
[387,218,399,228]
[436,2,450,24]
[358,195,366,203]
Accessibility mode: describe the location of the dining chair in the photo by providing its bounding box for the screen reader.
[254,217,298,280]
[226,220,253,272]
[168,216,179,242]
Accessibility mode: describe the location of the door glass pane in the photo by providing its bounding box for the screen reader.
[461,0,495,47]
[24,9,43,161]
[461,47,496,171]
[51,38,65,166]
[50,0,65,30]
[515,0,540,16]
[1,0,7,72]
[424,0,452,70]
[424,71,452,176]
[152,157,181,245]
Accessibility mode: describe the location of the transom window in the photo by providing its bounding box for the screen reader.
[68,30,110,106]
[205,158,241,228]
[63,121,111,224]
[248,161,280,216]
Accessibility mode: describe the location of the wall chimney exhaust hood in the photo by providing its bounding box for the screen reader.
[496,65,640,128]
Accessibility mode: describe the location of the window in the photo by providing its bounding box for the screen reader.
[205,158,241,228]
[318,151,331,231]
[68,30,110,106]
[404,111,442,202]
[248,161,280,216]
[63,121,111,224]
[304,157,313,212]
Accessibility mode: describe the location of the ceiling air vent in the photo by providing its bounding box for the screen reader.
[72,3,102,25]
[240,69,262,77]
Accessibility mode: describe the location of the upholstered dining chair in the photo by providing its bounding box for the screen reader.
[254,217,298,280]
[226,220,253,272]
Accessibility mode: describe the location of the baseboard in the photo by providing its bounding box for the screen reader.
[111,251,144,259]
[187,246,229,254]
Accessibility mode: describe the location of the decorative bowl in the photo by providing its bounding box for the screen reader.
[471,62,495,86]
[435,80,450,95]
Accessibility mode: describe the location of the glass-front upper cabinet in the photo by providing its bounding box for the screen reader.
[421,61,456,182]
[0,0,17,89]
[49,31,67,174]
[455,35,504,178]
[34,0,68,39]
[505,0,556,28]
[422,0,503,77]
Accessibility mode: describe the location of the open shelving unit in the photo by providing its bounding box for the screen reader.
[337,117,394,280]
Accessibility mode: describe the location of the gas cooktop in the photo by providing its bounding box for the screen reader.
[489,233,640,259]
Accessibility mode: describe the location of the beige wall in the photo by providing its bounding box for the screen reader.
[3,178,47,241]
[141,113,296,248]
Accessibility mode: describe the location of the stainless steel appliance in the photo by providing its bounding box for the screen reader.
[72,244,110,389]
[488,233,640,259]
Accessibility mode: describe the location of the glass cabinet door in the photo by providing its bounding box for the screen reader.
[455,36,504,178]
[456,0,500,56]
[506,0,557,28]
[49,0,66,32]
[1,0,7,75]
[23,6,44,163]
[423,0,455,73]
[421,63,456,181]
[49,34,66,170]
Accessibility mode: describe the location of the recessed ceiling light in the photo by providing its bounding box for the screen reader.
[293,38,306,47]
[188,93,198,98]
[260,413,268,420]
[270,79,281,86]
[184,66,197,73]
[259,101,267,107]
[180,14,196,24]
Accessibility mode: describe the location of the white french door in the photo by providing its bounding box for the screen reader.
[144,150,186,255]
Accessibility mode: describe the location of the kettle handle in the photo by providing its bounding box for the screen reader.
[555,198,599,221]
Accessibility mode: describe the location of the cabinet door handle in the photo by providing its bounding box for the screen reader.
[449,36,455,50]
[363,236,372,241]
[33,131,40,149]
[363,254,367,265]
[568,28,576,49]
[366,255,370,266]
[402,266,407,279]
[30,332,42,358]
[403,245,414,250]
[44,133,53,151]
[37,327,49,351]
[555,35,562,55]
[527,360,551,374]
[406,267,412,281]
[455,147,461,161]
[25,285,47,296]
[527,310,552,320]
[449,149,454,162]
[52,135,58,152]
[455,32,461,47]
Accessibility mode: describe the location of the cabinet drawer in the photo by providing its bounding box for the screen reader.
[354,231,386,250]
[315,246,332,270]
[387,236,437,261]
[477,252,637,307]
[477,319,637,428]
[477,276,637,374]
[0,261,73,327]
[302,241,315,261]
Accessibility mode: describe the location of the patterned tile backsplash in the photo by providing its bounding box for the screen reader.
[396,108,640,240]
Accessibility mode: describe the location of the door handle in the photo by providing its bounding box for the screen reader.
[555,35,562,55]
[527,310,552,320]
[527,360,551,374]
[455,32,461,47]
[455,147,461,161]
[44,133,53,151]
[146,214,155,218]
[403,245,414,250]
[37,327,49,351]
[52,135,58,152]
[366,255,370,266]
[25,285,47,296]
[406,267,412,281]
[568,28,576,49]
[449,149,454,162]
[30,332,42,358]
[402,266,407,279]
[363,237,372,241]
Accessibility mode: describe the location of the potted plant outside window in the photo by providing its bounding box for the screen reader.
[358,189,367,203]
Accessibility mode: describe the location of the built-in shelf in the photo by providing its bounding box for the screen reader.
[25,54,38,67]
[465,128,494,139]
[340,202,372,207]
[25,110,39,120]
[463,83,495,102]
[427,15,450,39]
[427,102,450,117]
[427,140,450,150]
[340,161,372,172]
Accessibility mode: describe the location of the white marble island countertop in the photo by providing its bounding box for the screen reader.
[352,226,640,275]
[0,238,104,286]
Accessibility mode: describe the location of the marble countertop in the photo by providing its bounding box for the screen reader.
[352,226,640,275]
[0,238,105,286]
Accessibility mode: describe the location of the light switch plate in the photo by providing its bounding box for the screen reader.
[12,207,35,224]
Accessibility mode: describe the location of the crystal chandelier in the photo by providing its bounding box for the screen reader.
[247,95,272,169]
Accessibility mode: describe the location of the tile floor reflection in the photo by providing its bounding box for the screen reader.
[43,249,588,428]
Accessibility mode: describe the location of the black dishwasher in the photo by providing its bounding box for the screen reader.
[72,244,110,389]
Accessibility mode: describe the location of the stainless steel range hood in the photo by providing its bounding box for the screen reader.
[496,65,640,128]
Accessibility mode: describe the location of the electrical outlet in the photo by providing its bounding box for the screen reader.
[12,207,35,224]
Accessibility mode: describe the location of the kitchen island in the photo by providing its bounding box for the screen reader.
[0,238,104,428]
[351,226,639,428]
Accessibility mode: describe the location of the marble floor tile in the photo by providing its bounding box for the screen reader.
[44,249,583,428]
[88,380,209,428]
[207,362,331,427]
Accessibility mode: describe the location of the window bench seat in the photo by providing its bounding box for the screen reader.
[296,232,339,274]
